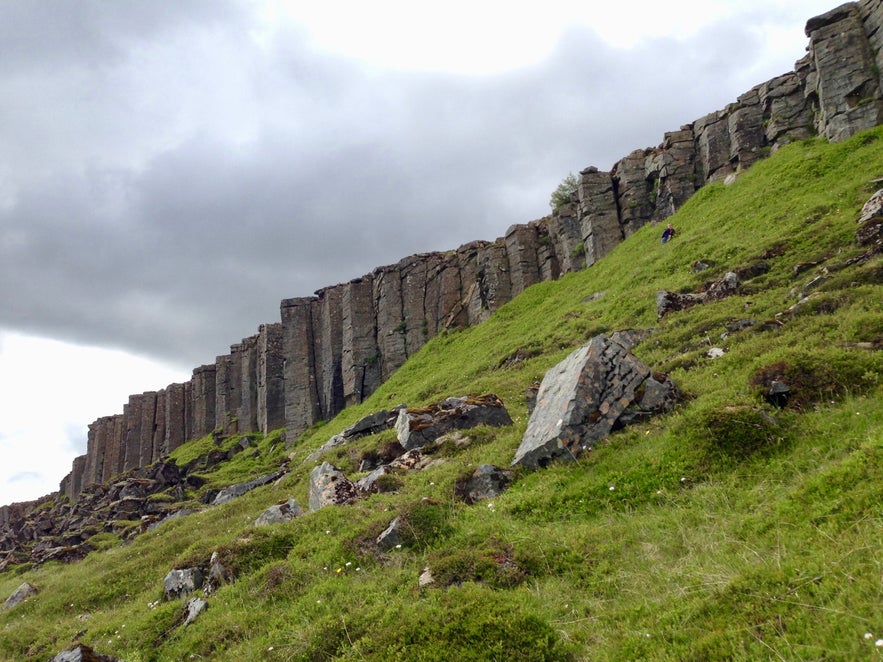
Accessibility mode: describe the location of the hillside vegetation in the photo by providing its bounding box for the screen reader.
[2,128,882,661]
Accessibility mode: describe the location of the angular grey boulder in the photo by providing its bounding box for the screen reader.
[254,498,303,526]
[163,568,204,601]
[513,334,678,469]
[2,582,37,611]
[309,462,358,511]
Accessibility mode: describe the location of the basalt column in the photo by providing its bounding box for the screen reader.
[122,394,143,471]
[152,388,166,462]
[807,1,883,141]
[257,323,285,434]
[578,167,622,266]
[314,287,346,421]
[238,335,259,434]
[505,223,542,296]
[373,264,407,381]
[281,297,322,444]
[138,391,158,467]
[164,383,188,454]
[190,365,217,439]
[342,276,380,407]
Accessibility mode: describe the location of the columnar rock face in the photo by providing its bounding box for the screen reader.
[257,323,285,434]
[808,1,883,141]
[51,0,883,503]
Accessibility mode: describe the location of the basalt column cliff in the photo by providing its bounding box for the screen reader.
[44,0,883,503]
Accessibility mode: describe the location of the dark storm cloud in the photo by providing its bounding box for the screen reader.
[0,4,789,370]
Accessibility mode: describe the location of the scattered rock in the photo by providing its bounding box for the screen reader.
[396,394,513,451]
[707,347,726,359]
[49,644,119,662]
[455,465,514,504]
[3,582,37,611]
[183,596,208,626]
[418,567,435,587]
[254,498,303,526]
[766,380,792,408]
[513,334,679,469]
[376,517,405,551]
[309,462,358,511]
[306,408,400,462]
[657,271,741,318]
[163,568,204,601]
[212,471,284,506]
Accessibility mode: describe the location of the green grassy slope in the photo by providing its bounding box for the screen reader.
[2,129,882,661]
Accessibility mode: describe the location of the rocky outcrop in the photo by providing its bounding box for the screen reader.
[2,582,37,610]
[37,0,883,509]
[395,395,513,451]
[512,334,679,469]
[49,644,119,662]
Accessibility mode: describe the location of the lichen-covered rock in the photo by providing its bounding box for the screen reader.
[183,596,208,626]
[396,394,512,451]
[254,498,303,526]
[163,568,204,601]
[376,517,405,551]
[309,462,358,511]
[455,465,514,504]
[513,334,678,469]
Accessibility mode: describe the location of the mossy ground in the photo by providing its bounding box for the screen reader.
[2,129,882,661]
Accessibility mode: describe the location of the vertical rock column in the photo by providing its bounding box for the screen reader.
[505,223,542,296]
[314,286,345,422]
[281,297,322,444]
[122,395,143,471]
[152,388,166,462]
[578,167,622,266]
[190,365,217,439]
[257,323,285,434]
[806,2,883,141]
[373,264,408,381]
[238,335,259,434]
[137,391,157,467]
[547,203,585,276]
[164,383,188,454]
[342,277,381,407]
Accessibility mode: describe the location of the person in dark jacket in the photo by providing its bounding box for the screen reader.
[661,222,675,244]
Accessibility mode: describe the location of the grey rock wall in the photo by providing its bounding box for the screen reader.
[55,0,883,501]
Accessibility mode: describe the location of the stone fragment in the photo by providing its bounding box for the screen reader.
[50,644,119,662]
[455,465,514,504]
[254,498,303,526]
[163,568,204,601]
[396,394,512,451]
[183,596,208,626]
[376,517,405,551]
[418,567,435,587]
[513,334,678,469]
[309,462,358,511]
[2,582,37,610]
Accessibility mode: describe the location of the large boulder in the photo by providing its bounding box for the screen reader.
[309,462,358,511]
[455,465,514,504]
[513,334,679,469]
[396,394,513,451]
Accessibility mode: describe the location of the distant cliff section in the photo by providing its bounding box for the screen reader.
[8,0,883,511]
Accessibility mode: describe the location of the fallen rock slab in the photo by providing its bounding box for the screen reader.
[50,644,119,662]
[396,394,513,451]
[513,334,679,469]
[212,471,284,506]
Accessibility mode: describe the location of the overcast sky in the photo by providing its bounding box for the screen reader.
[0,0,839,506]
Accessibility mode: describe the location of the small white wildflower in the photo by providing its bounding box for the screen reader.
[487,502,495,511]
[429,482,435,486]
[876,639,883,648]
[395,544,402,549]
[345,561,352,567]
[356,567,361,572]
[680,477,687,482]
[609,486,615,491]
[864,633,873,640]
[268,647,274,652]
[326,530,331,534]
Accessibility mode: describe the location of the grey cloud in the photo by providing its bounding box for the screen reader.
[0,5,802,369]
